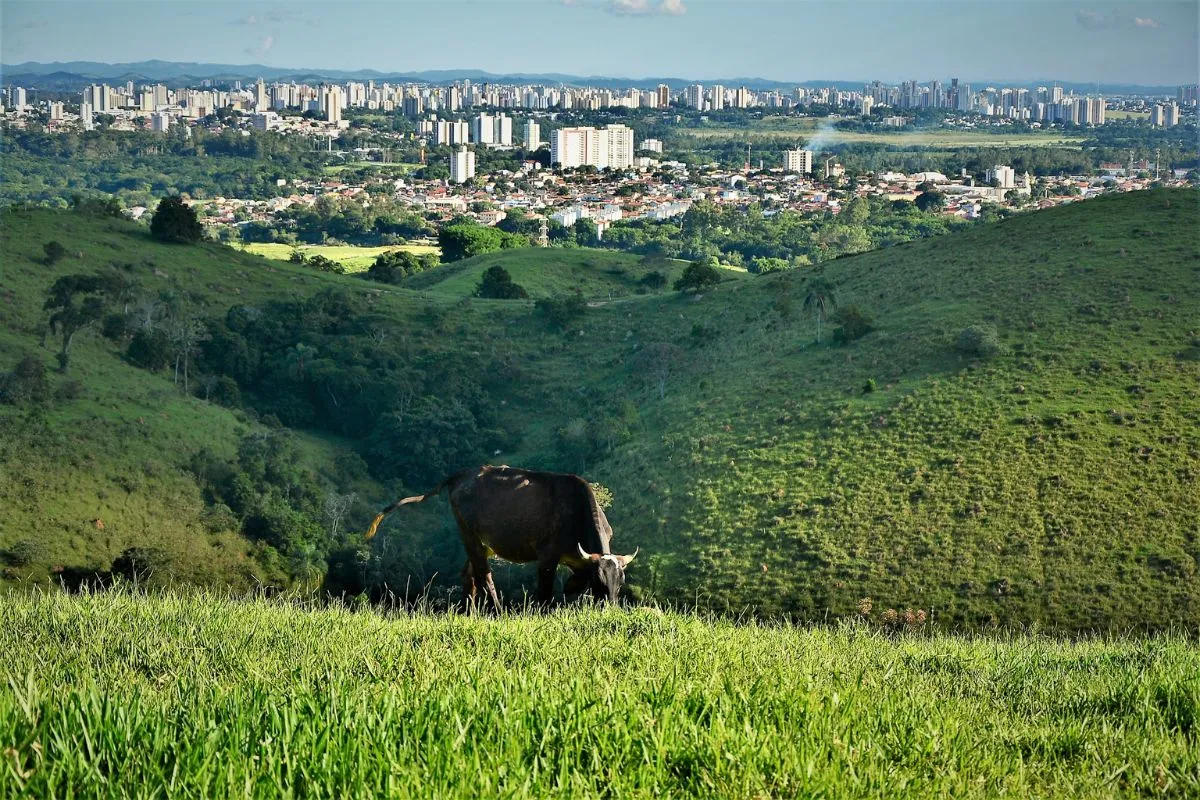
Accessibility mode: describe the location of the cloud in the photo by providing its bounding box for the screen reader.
[564,0,687,16]
[1075,9,1159,31]
[232,14,259,25]
[245,35,275,58]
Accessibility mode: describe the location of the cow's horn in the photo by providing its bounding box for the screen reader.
[578,543,600,562]
[619,547,639,566]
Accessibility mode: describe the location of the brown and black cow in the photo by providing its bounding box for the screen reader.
[366,465,638,608]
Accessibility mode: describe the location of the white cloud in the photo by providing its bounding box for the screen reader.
[1076,9,1160,31]
[564,0,687,16]
[245,35,274,58]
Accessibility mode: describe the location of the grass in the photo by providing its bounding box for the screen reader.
[2,190,1198,630]
[402,247,739,299]
[237,242,440,272]
[676,118,1088,147]
[322,161,423,176]
[2,590,1197,798]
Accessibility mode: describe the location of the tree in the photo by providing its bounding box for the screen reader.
[165,315,209,393]
[639,271,667,291]
[43,241,68,265]
[149,195,204,244]
[43,273,121,372]
[632,342,684,400]
[914,189,945,213]
[475,266,528,299]
[438,223,522,263]
[673,260,722,292]
[802,278,837,344]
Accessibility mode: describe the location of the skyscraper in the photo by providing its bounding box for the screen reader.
[783,149,813,174]
[656,84,671,107]
[524,120,541,150]
[449,146,476,183]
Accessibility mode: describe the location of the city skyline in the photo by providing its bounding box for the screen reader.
[3,0,1197,86]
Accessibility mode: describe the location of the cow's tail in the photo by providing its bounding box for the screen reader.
[364,473,462,540]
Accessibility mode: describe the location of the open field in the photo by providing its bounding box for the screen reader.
[403,247,742,299]
[674,118,1088,147]
[1106,110,1152,120]
[238,241,439,272]
[323,161,423,176]
[2,190,1198,629]
[2,591,1197,798]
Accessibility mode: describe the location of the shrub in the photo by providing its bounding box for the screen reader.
[127,328,171,371]
[149,196,203,244]
[2,538,47,567]
[211,376,242,408]
[0,353,51,406]
[535,291,587,330]
[43,240,68,265]
[475,266,528,299]
[674,260,722,292]
[306,255,345,274]
[639,271,667,291]
[832,304,875,344]
[101,312,131,342]
[956,324,1004,358]
[54,379,84,402]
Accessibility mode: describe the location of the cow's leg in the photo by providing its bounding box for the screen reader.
[536,561,558,609]
[563,568,588,599]
[460,560,478,614]
[478,568,501,613]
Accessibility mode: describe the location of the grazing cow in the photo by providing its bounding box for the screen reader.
[366,465,637,608]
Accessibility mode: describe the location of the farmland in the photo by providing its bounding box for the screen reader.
[237,241,439,272]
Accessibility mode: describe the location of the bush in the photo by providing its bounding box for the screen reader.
[956,324,1004,358]
[54,379,84,402]
[211,376,242,408]
[306,254,345,274]
[101,312,131,342]
[0,353,52,406]
[2,538,47,567]
[475,266,528,300]
[43,240,68,265]
[832,304,875,344]
[535,291,587,330]
[127,328,171,371]
[674,260,722,292]
[149,196,203,244]
[639,271,667,290]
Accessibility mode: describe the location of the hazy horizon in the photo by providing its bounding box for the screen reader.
[3,0,1197,86]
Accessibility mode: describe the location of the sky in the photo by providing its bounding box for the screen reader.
[2,0,1197,85]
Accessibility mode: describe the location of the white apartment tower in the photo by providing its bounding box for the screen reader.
[450,146,476,183]
[524,120,541,150]
[550,124,635,169]
[783,149,813,174]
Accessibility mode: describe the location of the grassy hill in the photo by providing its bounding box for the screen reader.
[1,190,1198,630]
[2,591,1196,798]
[402,246,726,298]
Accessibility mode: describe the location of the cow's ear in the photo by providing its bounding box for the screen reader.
[615,547,639,567]
[577,543,601,562]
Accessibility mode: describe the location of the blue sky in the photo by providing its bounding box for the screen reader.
[3,1,1197,85]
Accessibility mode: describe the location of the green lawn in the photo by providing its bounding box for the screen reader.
[322,161,422,176]
[404,247,743,299]
[2,591,1196,798]
[675,117,1087,147]
[238,242,439,272]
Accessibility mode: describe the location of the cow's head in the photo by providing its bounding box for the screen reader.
[577,544,638,603]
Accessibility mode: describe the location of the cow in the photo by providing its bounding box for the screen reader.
[365,465,637,609]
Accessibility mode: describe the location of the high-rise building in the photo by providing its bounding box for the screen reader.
[435,120,470,145]
[8,86,27,111]
[1179,84,1199,107]
[640,138,663,153]
[47,102,64,121]
[986,165,1015,189]
[657,84,671,108]
[473,113,496,145]
[733,86,752,108]
[449,146,476,183]
[255,79,268,110]
[523,120,541,150]
[323,86,343,123]
[402,94,424,117]
[859,96,874,116]
[550,124,634,169]
[79,102,94,130]
[783,149,813,174]
[686,84,704,109]
[709,84,724,110]
[151,112,172,133]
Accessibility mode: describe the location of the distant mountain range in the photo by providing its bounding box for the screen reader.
[0,60,1181,95]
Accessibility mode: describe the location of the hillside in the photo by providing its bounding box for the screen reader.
[3,592,1197,798]
[1,190,1198,630]
[402,247,726,298]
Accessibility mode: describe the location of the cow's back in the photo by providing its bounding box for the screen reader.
[449,466,563,562]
